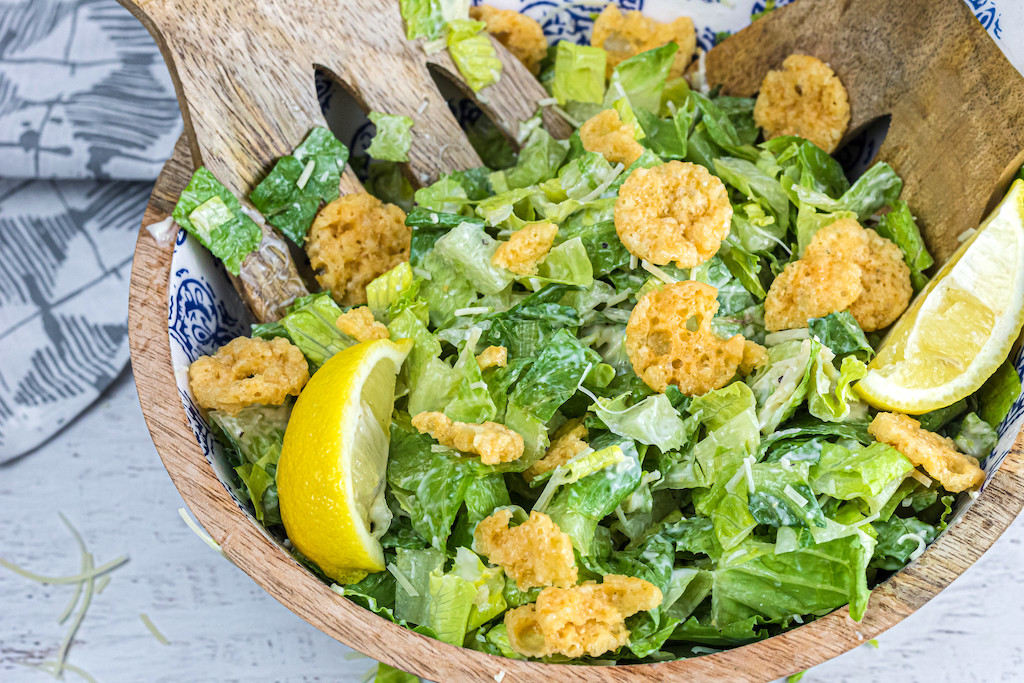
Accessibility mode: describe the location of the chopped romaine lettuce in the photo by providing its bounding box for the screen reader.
[208,403,290,525]
[979,359,1022,428]
[875,200,934,290]
[399,0,469,40]
[447,19,502,92]
[551,41,606,105]
[172,167,262,275]
[367,112,415,163]
[249,127,349,245]
[953,412,998,460]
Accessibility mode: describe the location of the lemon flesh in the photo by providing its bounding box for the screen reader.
[856,179,1024,413]
[277,338,411,584]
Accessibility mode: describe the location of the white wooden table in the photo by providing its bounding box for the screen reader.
[1,370,1022,682]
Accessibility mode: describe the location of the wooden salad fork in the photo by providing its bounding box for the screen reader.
[703,0,1024,264]
[120,0,566,321]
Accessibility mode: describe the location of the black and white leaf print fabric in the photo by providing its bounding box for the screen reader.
[0,0,181,460]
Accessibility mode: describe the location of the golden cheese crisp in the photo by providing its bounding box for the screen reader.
[470,5,549,75]
[579,109,644,168]
[411,411,525,465]
[476,345,508,370]
[188,336,308,416]
[336,307,389,342]
[625,280,747,395]
[306,193,409,307]
[739,340,770,376]
[492,222,559,276]
[754,54,851,153]
[847,229,913,332]
[591,4,696,78]
[525,418,588,482]
[764,219,911,331]
[869,412,986,493]
[764,252,864,331]
[505,574,662,658]
[474,509,577,590]
[614,161,732,268]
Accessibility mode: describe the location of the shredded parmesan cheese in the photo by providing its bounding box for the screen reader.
[296,158,316,190]
[641,259,678,284]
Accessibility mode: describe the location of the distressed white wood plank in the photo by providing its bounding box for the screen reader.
[1,371,1022,682]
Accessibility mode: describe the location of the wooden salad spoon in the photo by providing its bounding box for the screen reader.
[703,0,1024,264]
[119,0,567,321]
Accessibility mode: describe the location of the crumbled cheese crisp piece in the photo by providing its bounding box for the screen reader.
[753,54,851,153]
[306,192,409,307]
[580,109,644,168]
[470,5,548,75]
[476,345,508,370]
[869,412,985,493]
[336,307,389,342]
[765,219,910,331]
[525,418,588,482]
[505,575,662,658]
[475,509,577,590]
[492,222,559,276]
[625,280,747,395]
[412,411,524,464]
[614,161,732,269]
[739,340,770,375]
[188,336,308,415]
[591,4,696,78]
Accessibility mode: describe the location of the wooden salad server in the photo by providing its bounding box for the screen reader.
[703,0,1024,264]
[119,0,565,321]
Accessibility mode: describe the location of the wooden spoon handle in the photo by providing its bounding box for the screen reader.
[706,0,1024,262]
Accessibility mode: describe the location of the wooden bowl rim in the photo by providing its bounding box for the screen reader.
[128,137,1024,682]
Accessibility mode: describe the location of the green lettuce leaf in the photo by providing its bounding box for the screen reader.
[953,412,998,460]
[483,285,580,358]
[367,112,415,163]
[551,40,606,105]
[590,392,698,453]
[444,330,498,423]
[249,127,350,245]
[208,403,290,525]
[545,433,642,555]
[432,221,514,295]
[274,292,355,369]
[808,311,874,360]
[374,663,419,683]
[399,0,469,40]
[394,547,445,625]
[497,125,568,190]
[603,43,677,113]
[875,200,934,290]
[869,516,937,571]
[807,351,868,423]
[747,339,816,433]
[447,19,502,92]
[712,533,874,624]
[979,359,1021,428]
[172,167,262,275]
[506,328,600,422]
[387,426,488,549]
[809,442,914,500]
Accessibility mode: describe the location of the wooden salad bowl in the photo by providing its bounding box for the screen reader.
[127,0,1024,679]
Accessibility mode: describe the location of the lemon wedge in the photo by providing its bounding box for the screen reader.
[856,179,1024,413]
[278,338,411,584]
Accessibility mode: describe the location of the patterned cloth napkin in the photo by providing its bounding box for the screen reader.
[0,0,182,460]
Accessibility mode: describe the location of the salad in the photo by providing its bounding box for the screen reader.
[172,1,1024,670]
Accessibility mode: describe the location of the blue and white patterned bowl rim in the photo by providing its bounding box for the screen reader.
[166,0,1024,553]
